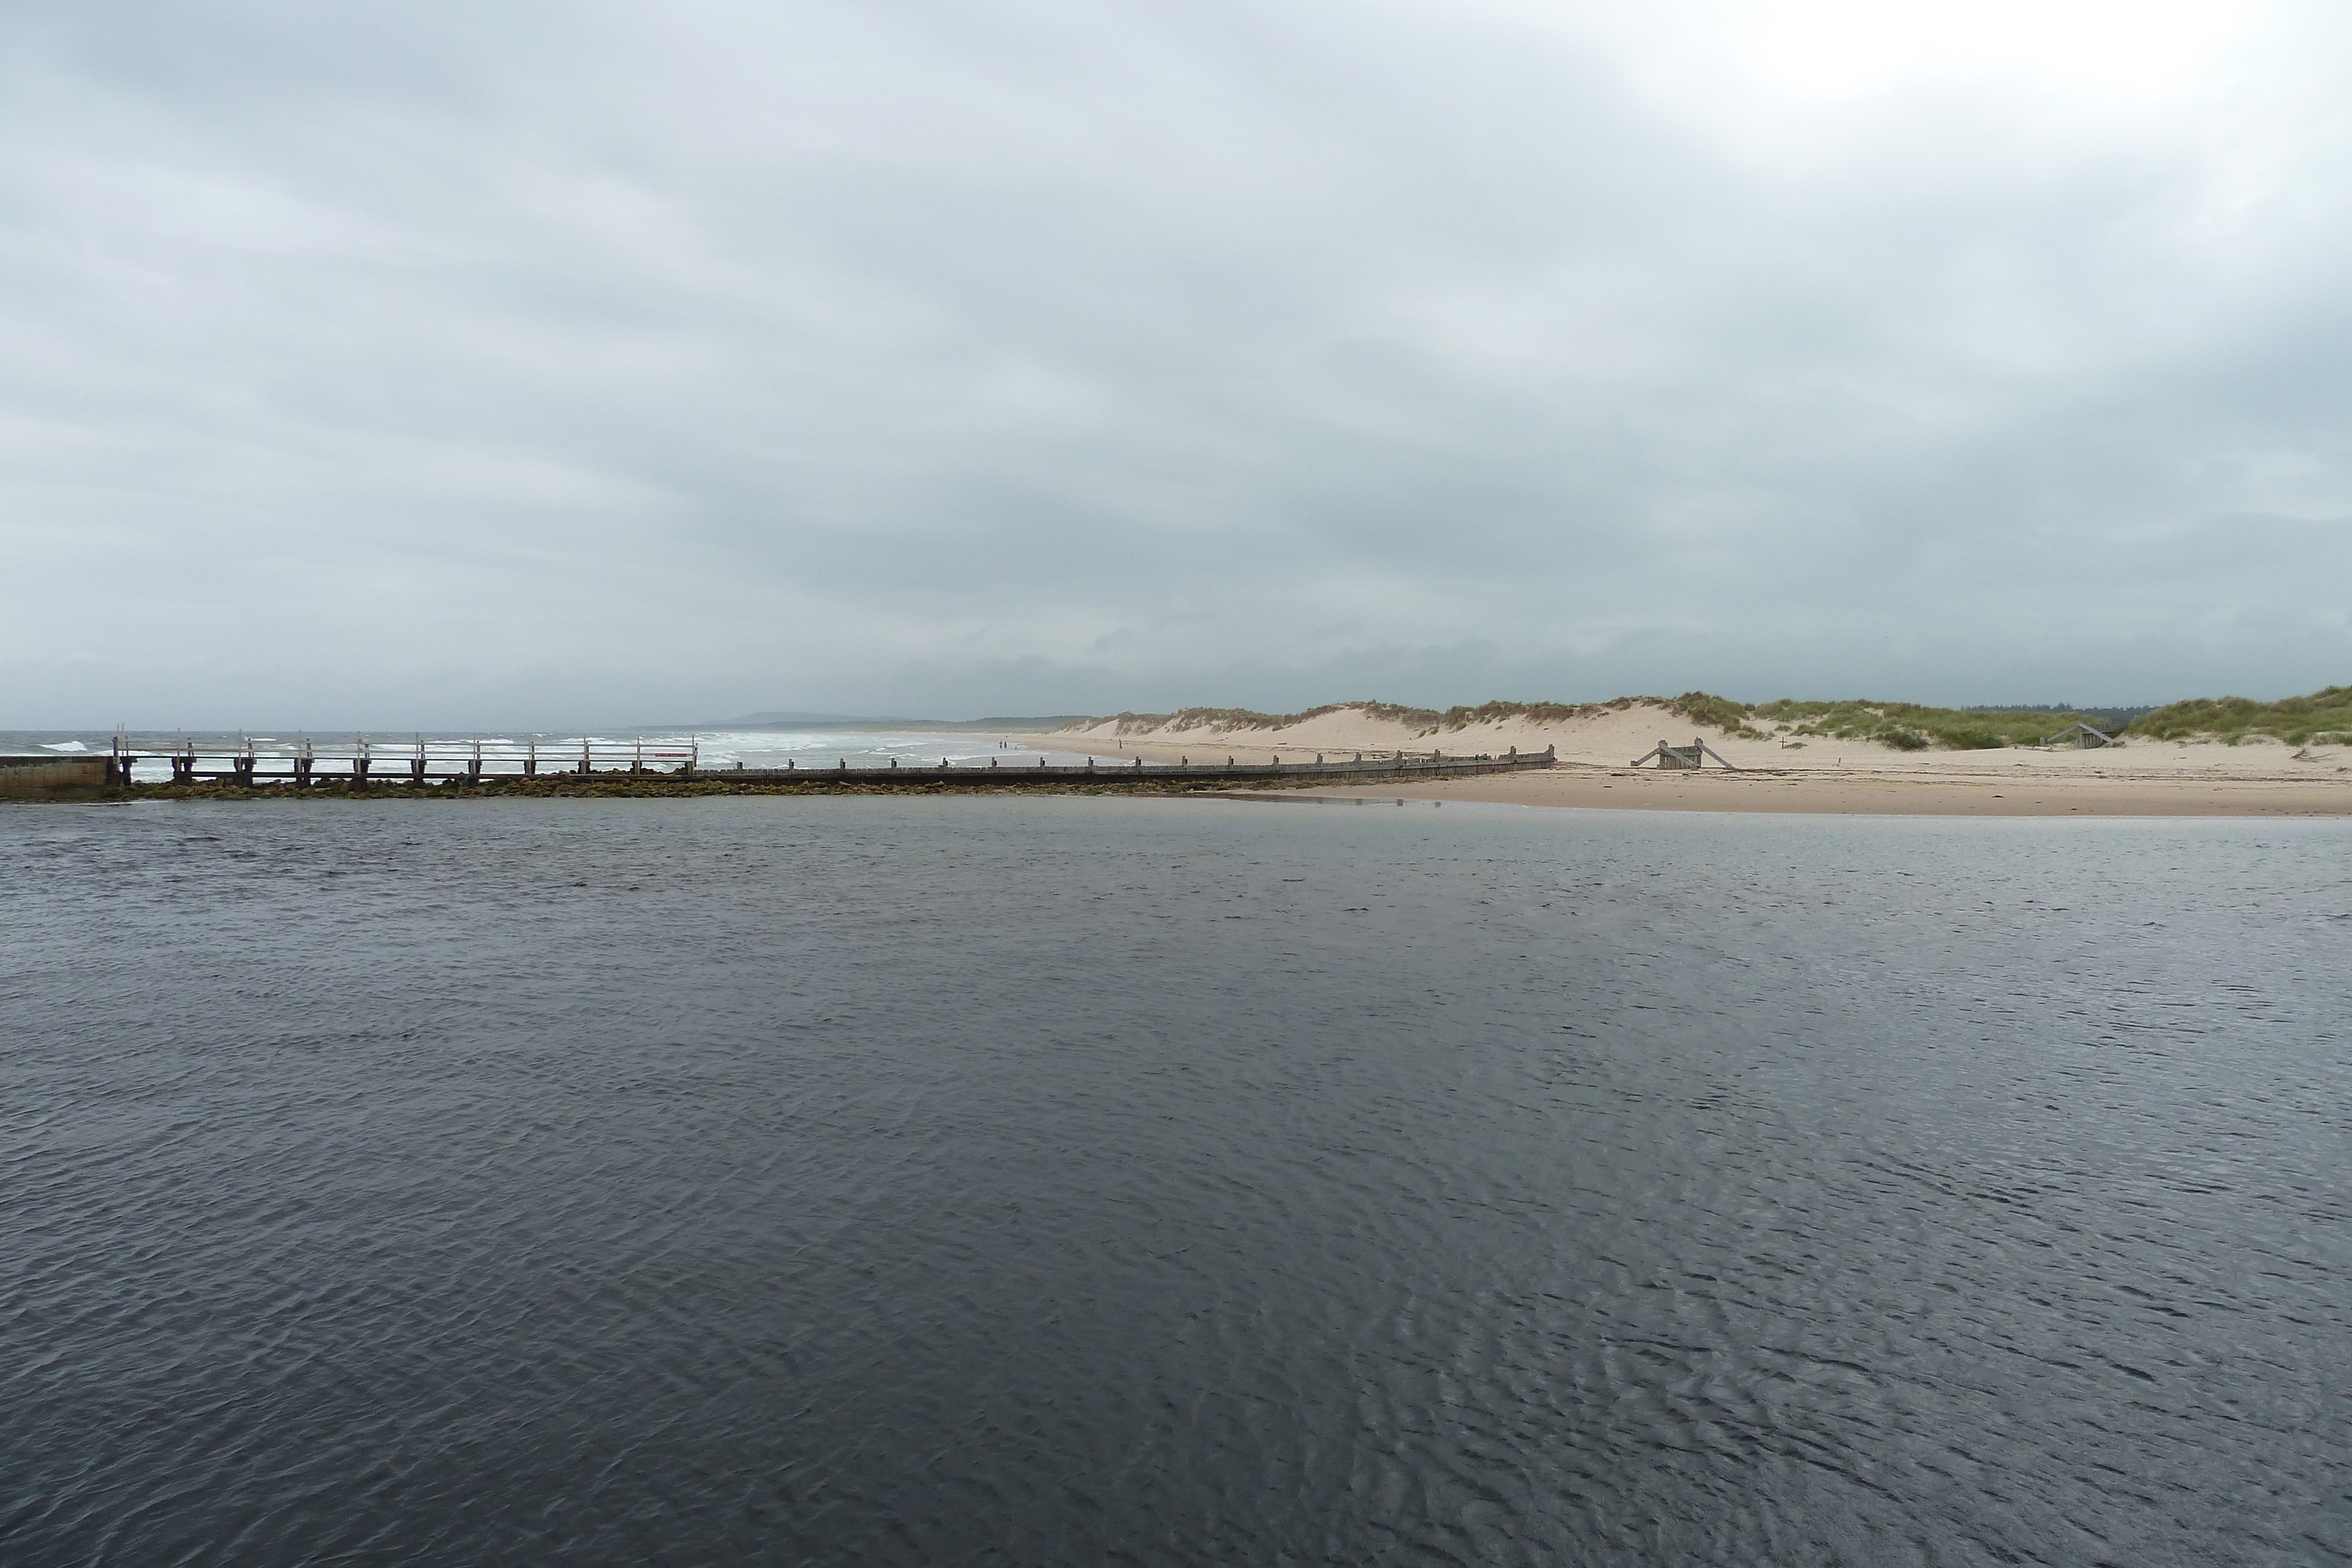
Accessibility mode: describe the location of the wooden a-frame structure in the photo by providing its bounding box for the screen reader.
[2041,721,2116,749]
[1631,735,1742,770]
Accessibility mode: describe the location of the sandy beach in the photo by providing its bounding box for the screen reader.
[1047,701,2352,817]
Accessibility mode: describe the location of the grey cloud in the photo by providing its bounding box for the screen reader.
[3,0,2348,726]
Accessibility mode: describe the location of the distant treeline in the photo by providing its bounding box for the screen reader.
[1082,684,2352,751]
[1091,694,1750,740]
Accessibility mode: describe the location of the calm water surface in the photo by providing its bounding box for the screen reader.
[2,798,2347,1566]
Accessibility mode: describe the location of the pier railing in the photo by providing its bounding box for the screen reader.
[95,737,1559,789]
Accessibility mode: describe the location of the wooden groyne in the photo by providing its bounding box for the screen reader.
[80,737,1559,792]
[718,747,1558,787]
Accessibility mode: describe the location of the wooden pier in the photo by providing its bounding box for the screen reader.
[89,737,1559,791]
[105,735,704,787]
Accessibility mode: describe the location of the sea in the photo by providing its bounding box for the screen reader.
[2,794,2347,1566]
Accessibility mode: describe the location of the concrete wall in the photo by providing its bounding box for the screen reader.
[0,756,111,800]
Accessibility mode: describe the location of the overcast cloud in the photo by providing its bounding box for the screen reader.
[5,0,2349,726]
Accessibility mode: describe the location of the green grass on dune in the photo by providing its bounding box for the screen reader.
[1746,700,2111,751]
[1746,688,2352,747]
[2130,685,2352,745]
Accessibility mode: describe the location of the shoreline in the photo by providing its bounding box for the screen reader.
[1041,717,2352,818]
[22,765,2352,815]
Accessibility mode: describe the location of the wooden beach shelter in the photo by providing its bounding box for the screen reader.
[1631,736,1742,770]
[2042,721,2116,750]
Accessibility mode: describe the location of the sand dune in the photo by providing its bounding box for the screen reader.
[1051,700,2352,816]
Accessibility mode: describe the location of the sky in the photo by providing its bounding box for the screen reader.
[5,0,2350,727]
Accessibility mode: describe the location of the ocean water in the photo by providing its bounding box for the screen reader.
[2,797,2347,1566]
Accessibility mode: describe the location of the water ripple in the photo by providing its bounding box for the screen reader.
[1,800,2346,1564]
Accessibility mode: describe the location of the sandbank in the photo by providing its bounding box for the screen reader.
[1050,703,2352,817]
